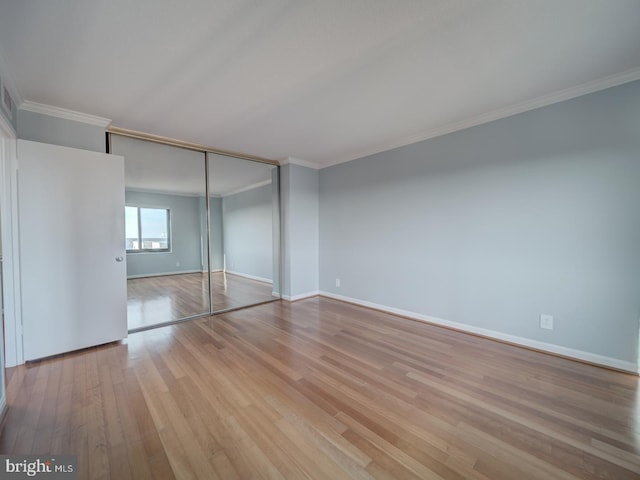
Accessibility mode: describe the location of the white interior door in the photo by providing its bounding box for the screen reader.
[18,140,127,361]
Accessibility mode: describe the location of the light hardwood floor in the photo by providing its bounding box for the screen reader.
[127,271,276,330]
[1,297,639,479]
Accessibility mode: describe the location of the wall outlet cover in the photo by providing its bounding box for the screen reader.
[540,314,554,330]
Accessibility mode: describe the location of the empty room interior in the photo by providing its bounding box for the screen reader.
[0,1,639,479]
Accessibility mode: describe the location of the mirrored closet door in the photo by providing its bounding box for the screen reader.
[111,136,210,330]
[207,153,280,313]
[110,134,281,331]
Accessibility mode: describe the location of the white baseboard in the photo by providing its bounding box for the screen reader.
[202,268,223,273]
[282,290,320,302]
[318,291,637,374]
[225,270,273,284]
[127,269,202,279]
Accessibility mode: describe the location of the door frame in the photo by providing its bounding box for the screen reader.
[0,113,22,367]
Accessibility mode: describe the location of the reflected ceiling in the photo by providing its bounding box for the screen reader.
[113,135,273,196]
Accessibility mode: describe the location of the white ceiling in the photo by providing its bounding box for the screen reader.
[0,0,639,168]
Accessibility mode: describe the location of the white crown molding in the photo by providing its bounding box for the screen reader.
[319,67,640,169]
[280,156,321,170]
[318,291,638,374]
[125,186,206,198]
[125,182,274,198]
[222,179,272,197]
[19,100,112,127]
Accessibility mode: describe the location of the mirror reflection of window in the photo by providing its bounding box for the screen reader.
[125,206,170,252]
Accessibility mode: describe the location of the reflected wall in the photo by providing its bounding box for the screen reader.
[207,153,280,313]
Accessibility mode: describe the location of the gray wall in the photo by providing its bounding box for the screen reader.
[197,196,224,272]
[125,190,204,277]
[281,164,319,298]
[222,183,273,281]
[18,110,105,152]
[271,168,281,295]
[207,196,224,270]
[319,80,640,365]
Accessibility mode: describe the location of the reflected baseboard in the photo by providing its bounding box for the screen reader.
[224,270,273,285]
[128,270,202,279]
[281,291,320,302]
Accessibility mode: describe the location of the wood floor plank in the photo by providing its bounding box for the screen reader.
[127,271,276,330]
[1,296,639,479]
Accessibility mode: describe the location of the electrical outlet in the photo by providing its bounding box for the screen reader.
[335,278,341,287]
[540,314,554,330]
[176,261,180,267]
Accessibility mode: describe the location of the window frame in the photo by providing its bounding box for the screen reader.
[125,205,172,254]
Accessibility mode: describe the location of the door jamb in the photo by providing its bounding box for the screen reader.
[0,114,22,367]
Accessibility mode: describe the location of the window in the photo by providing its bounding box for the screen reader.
[125,206,171,252]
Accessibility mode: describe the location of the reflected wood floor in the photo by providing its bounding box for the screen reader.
[2,297,639,479]
[127,271,275,330]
